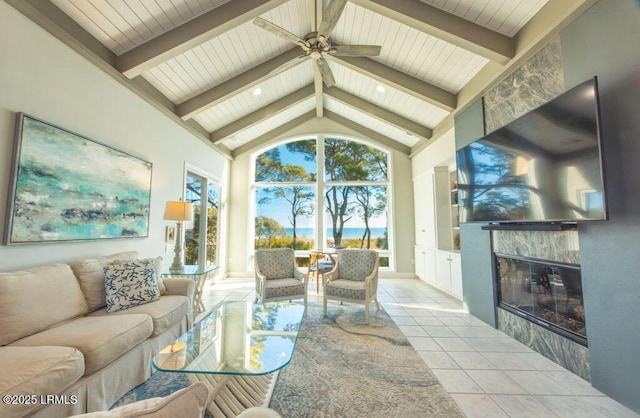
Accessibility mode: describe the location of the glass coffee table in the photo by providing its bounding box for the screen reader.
[153,301,305,415]
[153,301,305,375]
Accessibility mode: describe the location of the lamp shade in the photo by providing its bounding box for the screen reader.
[163,200,194,221]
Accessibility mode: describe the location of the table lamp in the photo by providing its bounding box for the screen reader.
[164,198,194,273]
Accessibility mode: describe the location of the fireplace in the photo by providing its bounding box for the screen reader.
[495,254,586,346]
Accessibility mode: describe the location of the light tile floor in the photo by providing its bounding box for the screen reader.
[200,277,638,418]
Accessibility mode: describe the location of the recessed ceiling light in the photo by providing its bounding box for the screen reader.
[253,87,263,96]
[376,85,385,93]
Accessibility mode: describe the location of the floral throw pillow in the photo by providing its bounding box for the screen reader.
[104,259,160,313]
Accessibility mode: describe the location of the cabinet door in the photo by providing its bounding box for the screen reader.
[435,252,452,293]
[413,174,436,248]
[424,249,437,285]
[450,253,463,299]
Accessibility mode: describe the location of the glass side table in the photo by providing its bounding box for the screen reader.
[162,265,219,318]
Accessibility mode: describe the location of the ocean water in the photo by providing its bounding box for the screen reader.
[285,227,386,239]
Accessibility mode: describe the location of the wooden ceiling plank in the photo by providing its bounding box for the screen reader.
[412,0,596,156]
[231,111,317,157]
[351,0,513,63]
[211,85,315,143]
[6,0,115,66]
[326,55,456,111]
[325,87,432,140]
[3,0,232,160]
[176,48,304,119]
[116,0,289,78]
[314,64,324,117]
[324,110,411,155]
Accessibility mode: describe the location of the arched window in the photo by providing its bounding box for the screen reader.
[252,136,392,268]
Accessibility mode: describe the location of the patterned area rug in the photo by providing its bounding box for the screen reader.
[114,302,463,417]
[269,303,465,418]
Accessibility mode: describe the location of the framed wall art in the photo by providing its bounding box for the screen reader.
[3,113,153,245]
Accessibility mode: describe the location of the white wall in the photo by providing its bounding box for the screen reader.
[0,4,228,271]
[411,129,456,178]
[226,118,416,277]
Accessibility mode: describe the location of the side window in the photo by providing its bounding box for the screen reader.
[185,172,220,266]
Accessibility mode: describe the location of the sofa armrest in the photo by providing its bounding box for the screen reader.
[163,277,195,298]
[164,278,195,327]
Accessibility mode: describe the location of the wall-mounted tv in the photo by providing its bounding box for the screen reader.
[456,77,607,224]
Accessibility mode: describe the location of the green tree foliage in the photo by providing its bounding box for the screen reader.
[254,215,285,248]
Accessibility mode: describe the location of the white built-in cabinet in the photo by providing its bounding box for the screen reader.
[435,251,463,299]
[414,247,462,300]
[413,165,463,300]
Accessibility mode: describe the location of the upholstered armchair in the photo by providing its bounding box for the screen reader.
[254,248,308,307]
[323,249,380,323]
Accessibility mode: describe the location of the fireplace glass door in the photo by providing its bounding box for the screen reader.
[496,254,586,343]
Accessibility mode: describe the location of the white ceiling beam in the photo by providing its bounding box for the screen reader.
[324,87,432,140]
[211,85,315,144]
[116,0,289,78]
[324,111,411,155]
[326,55,456,111]
[351,0,513,64]
[231,111,317,157]
[176,48,304,120]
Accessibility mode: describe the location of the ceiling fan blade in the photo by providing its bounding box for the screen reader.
[268,55,311,77]
[316,57,336,88]
[330,44,382,57]
[318,0,347,41]
[254,17,309,50]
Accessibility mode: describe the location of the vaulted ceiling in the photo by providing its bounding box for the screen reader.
[7,0,595,158]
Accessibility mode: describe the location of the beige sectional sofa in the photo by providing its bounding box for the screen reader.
[0,252,194,418]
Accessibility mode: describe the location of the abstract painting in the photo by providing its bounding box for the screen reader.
[3,113,152,244]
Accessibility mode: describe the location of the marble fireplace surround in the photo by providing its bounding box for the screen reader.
[492,229,590,381]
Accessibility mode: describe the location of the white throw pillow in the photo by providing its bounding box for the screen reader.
[104,259,161,313]
[69,381,212,418]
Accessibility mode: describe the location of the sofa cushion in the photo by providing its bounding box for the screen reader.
[69,251,139,312]
[104,259,161,313]
[0,263,89,345]
[264,278,306,299]
[88,295,188,337]
[69,381,211,418]
[10,315,153,376]
[324,278,366,300]
[0,346,85,418]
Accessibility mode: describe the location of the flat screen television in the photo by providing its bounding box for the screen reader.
[456,77,607,224]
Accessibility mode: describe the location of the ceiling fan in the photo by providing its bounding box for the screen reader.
[253,0,381,87]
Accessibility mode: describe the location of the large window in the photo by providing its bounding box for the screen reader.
[185,171,220,266]
[253,136,391,268]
